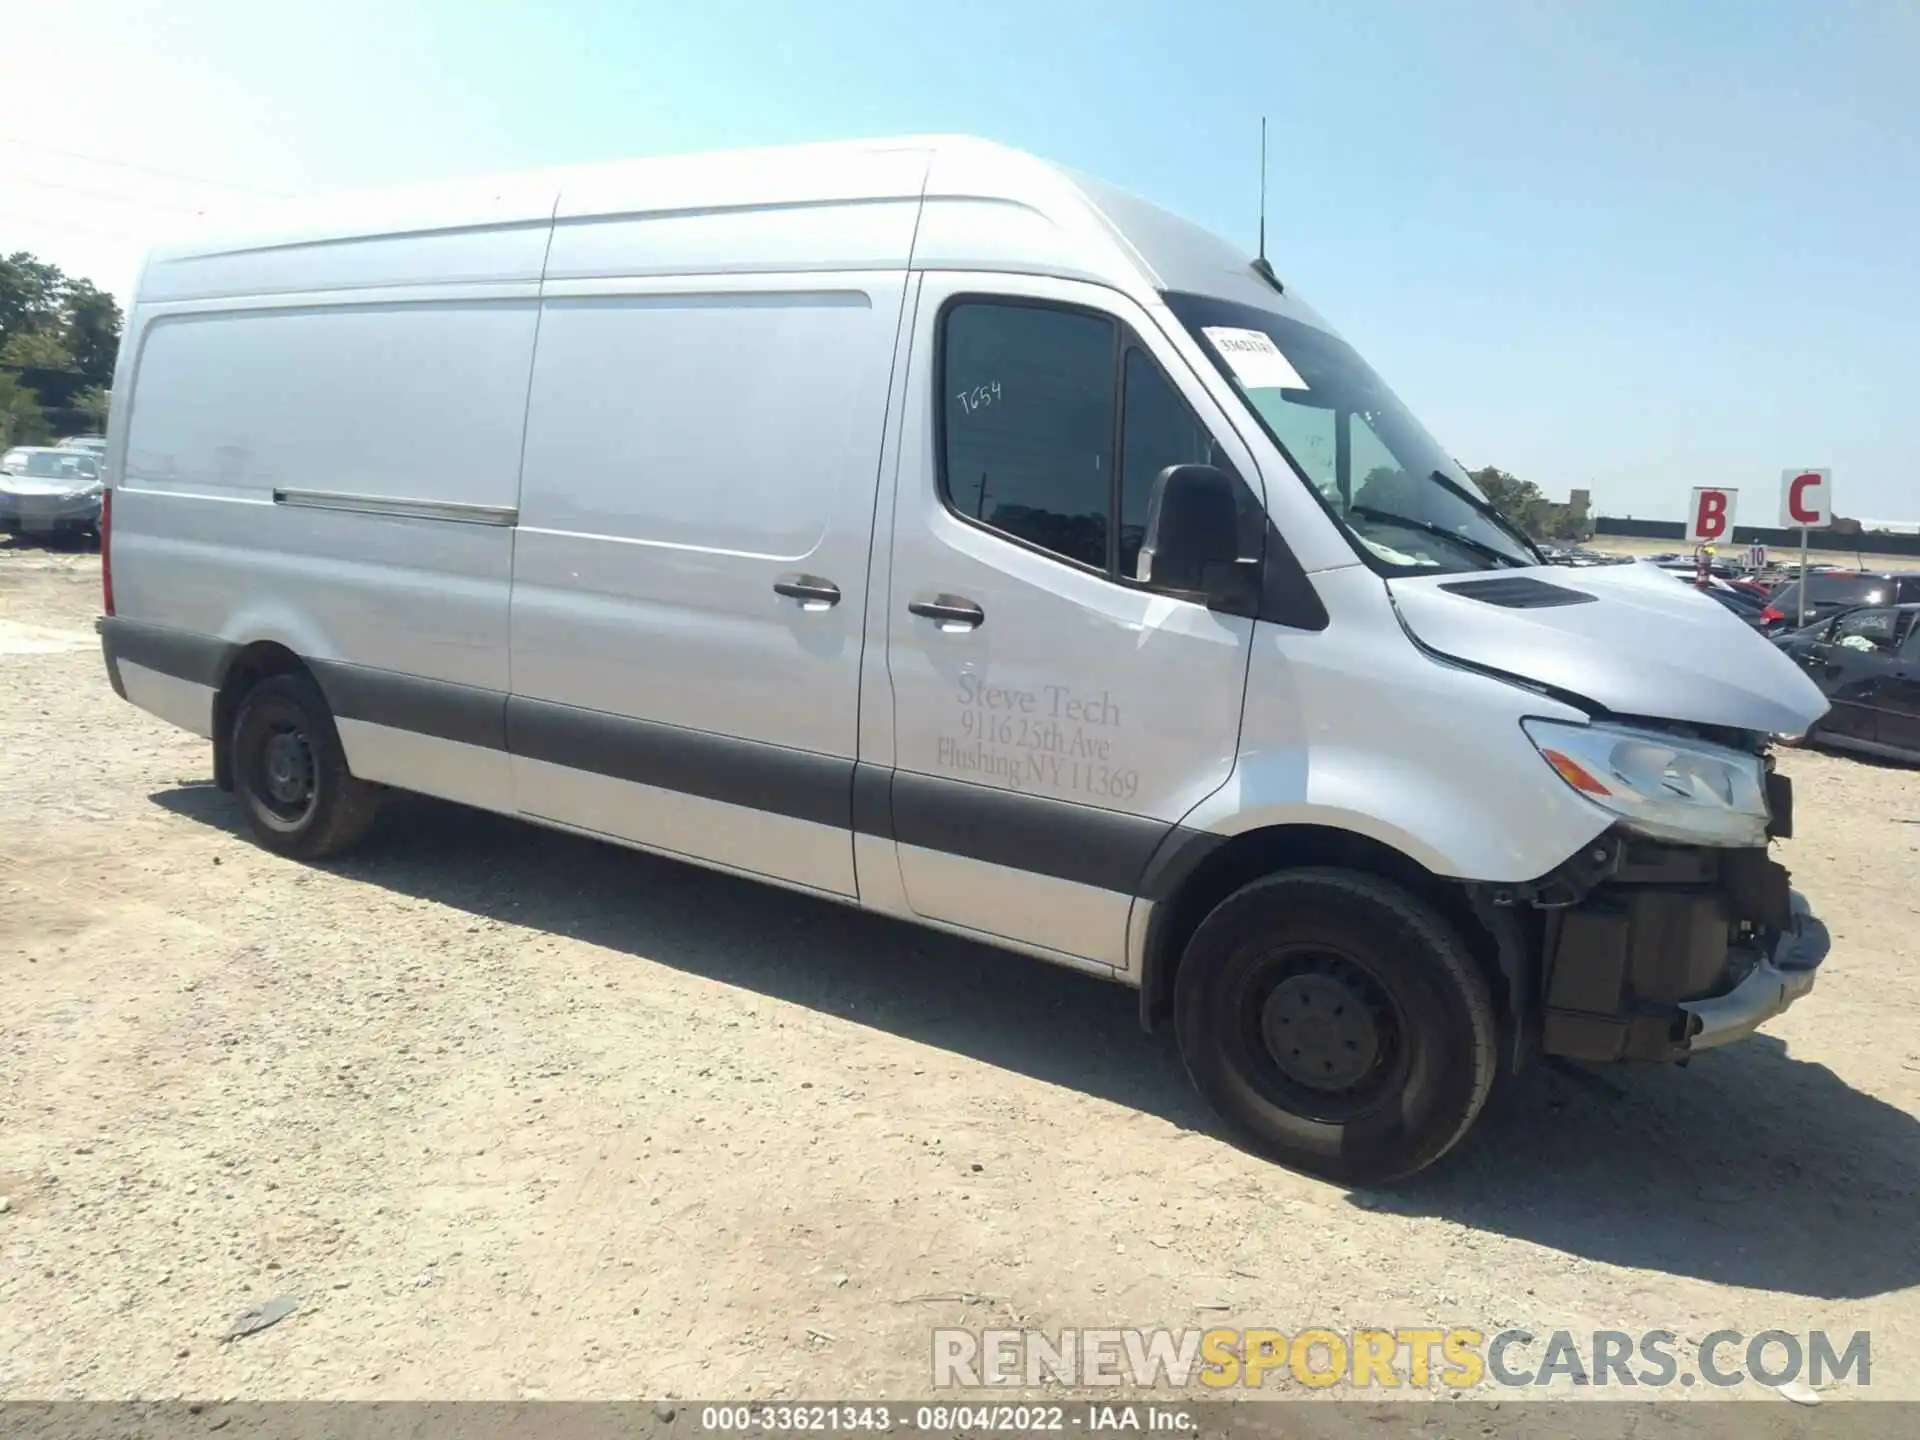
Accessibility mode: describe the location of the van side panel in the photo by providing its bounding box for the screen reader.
[509,269,909,895]
[113,292,542,812]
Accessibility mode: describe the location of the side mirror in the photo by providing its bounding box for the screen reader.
[1136,464,1259,615]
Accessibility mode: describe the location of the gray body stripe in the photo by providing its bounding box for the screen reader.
[507,694,853,831]
[892,769,1169,895]
[98,617,236,688]
[309,661,508,752]
[101,628,1219,901]
[852,761,893,840]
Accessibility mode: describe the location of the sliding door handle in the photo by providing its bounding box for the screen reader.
[908,595,985,631]
[774,574,842,609]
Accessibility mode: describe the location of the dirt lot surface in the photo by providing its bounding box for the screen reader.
[3,541,1918,1412]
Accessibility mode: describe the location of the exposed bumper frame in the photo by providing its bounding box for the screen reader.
[1678,889,1829,1051]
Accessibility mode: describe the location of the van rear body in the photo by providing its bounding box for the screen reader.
[98,136,1833,1182]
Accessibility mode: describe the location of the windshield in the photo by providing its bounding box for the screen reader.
[22,452,99,481]
[1164,291,1536,575]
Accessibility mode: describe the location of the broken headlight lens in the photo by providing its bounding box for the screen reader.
[1522,718,1770,847]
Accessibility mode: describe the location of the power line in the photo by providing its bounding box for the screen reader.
[4,176,217,214]
[0,209,158,239]
[0,134,289,197]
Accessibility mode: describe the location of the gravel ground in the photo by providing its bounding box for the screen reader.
[2,540,1917,1408]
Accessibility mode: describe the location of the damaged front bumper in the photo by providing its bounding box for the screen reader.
[1677,890,1829,1050]
[1492,828,1831,1065]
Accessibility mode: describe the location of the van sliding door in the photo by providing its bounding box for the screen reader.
[506,274,910,896]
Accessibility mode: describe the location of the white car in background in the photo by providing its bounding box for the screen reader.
[56,435,109,458]
[0,446,106,541]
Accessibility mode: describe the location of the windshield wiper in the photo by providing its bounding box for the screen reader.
[1348,505,1528,569]
[1425,470,1545,563]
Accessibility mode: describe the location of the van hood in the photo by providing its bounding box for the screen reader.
[1386,561,1830,736]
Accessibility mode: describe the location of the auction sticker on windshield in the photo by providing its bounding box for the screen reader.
[1202,327,1309,391]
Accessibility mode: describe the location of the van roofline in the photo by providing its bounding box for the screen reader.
[131,135,1335,335]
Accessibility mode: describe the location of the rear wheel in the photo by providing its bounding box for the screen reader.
[230,672,380,859]
[1174,868,1496,1185]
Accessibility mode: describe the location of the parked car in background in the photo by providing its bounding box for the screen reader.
[1760,572,1920,634]
[1773,604,1920,761]
[55,435,108,458]
[1659,568,1771,630]
[1701,583,1771,630]
[0,447,105,541]
[1539,546,1629,568]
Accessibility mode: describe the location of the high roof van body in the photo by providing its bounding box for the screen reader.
[97,136,1831,1181]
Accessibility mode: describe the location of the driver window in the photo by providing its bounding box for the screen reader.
[942,301,1252,595]
[1833,608,1898,652]
[942,301,1115,571]
[1118,348,1233,580]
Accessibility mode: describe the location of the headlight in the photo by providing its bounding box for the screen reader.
[1522,718,1769,847]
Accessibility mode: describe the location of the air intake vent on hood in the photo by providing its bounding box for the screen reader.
[1438,576,1597,609]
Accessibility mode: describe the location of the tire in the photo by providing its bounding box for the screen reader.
[230,672,381,859]
[1174,868,1497,1185]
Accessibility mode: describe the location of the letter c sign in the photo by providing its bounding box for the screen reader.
[1778,468,1832,529]
[1686,487,1738,543]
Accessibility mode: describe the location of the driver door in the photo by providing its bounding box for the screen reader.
[881,274,1265,968]
[1876,614,1920,755]
[1805,608,1901,743]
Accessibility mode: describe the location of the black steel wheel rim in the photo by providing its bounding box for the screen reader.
[251,719,317,824]
[1226,944,1411,1123]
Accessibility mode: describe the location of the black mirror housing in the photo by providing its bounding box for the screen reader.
[1137,464,1254,612]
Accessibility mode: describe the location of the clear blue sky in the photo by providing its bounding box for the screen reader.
[5,0,1916,520]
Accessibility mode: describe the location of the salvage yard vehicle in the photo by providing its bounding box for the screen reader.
[96,136,1832,1182]
[1761,571,1920,634]
[0,447,105,540]
[1774,603,1920,762]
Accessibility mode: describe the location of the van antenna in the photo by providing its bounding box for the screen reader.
[1253,117,1283,294]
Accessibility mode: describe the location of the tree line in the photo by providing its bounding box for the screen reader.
[1467,465,1590,542]
[0,250,121,446]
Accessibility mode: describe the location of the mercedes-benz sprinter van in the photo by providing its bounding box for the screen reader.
[96,136,1832,1182]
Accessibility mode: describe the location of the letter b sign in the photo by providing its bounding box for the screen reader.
[1686,487,1738,543]
[1779,469,1832,529]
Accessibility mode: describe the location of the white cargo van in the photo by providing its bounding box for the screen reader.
[98,136,1832,1182]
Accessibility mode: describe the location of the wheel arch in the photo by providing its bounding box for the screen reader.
[210,640,318,791]
[1135,821,1532,1065]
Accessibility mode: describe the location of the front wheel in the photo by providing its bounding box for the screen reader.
[1174,868,1497,1185]
[230,672,381,859]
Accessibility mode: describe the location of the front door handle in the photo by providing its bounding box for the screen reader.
[774,574,842,610]
[908,594,985,631]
